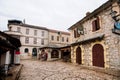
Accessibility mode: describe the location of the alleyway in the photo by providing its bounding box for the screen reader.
[19,60,115,80]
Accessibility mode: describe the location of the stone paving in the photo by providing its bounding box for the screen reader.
[19,60,117,80]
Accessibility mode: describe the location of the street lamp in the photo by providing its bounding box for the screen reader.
[110,10,117,18]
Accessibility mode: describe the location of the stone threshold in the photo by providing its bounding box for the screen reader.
[77,65,120,77]
[5,64,23,80]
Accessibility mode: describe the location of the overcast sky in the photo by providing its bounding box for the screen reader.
[0,0,108,31]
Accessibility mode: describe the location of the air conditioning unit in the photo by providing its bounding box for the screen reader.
[78,29,84,35]
[80,31,84,35]
[58,32,61,35]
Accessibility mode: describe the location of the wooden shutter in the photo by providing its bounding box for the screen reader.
[74,30,76,38]
[92,20,96,32]
[77,28,80,37]
[96,17,100,30]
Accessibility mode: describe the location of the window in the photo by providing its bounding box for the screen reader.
[25,37,29,44]
[57,36,59,41]
[33,38,37,44]
[77,25,84,35]
[17,27,21,32]
[77,28,80,37]
[51,35,54,40]
[66,37,69,42]
[41,39,44,45]
[92,17,100,32]
[62,37,64,42]
[34,30,37,36]
[8,26,12,31]
[24,48,29,53]
[42,31,44,37]
[74,30,77,38]
[74,27,82,38]
[26,29,29,34]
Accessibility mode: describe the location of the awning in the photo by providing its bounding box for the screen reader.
[0,31,21,54]
[71,34,104,46]
[39,44,60,50]
[7,36,21,48]
[0,31,21,48]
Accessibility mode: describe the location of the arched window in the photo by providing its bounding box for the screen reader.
[24,48,29,53]
[32,48,37,56]
[51,50,59,58]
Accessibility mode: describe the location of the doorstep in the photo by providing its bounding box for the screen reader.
[5,64,23,80]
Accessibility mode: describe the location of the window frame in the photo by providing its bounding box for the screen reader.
[34,30,37,36]
[57,36,59,41]
[17,27,21,32]
[62,37,64,42]
[41,31,44,37]
[41,39,44,45]
[92,16,100,32]
[51,35,54,41]
[25,37,29,44]
[26,29,29,35]
[33,38,37,44]
[66,37,69,42]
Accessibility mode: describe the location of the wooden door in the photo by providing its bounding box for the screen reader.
[92,44,104,67]
[76,47,82,64]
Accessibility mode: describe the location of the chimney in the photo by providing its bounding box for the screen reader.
[23,19,25,24]
[86,12,91,16]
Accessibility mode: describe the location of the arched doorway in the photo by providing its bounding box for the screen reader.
[51,50,59,58]
[92,44,104,67]
[32,48,37,56]
[24,48,29,53]
[61,49,71,62]
[76,47,82,64]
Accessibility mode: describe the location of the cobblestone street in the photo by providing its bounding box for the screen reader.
[19,60,116,80]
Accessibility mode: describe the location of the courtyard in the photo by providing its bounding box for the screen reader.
[18,60,116,80]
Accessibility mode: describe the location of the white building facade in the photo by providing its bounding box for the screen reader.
[7,20,49,59]
[6,20,70,60]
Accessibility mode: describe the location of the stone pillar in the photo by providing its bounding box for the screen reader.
[5,51,10,64]
[47,49,51,61]
[59,50,61,59]
[5,51,10,74]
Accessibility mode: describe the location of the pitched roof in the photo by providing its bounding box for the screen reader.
[0,31,21,49]
[8,21,48,30]
[68,0,117,30]
[48,29,70,35]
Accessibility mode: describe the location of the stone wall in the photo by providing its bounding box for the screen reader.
[71,2,120,70]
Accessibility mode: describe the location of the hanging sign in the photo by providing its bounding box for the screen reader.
[112,22,120,35]
[114,22,120,30]
[77,25,84,35]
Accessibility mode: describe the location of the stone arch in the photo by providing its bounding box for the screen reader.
[51,50,59,58]
[32,48,37,56]
[92,44,104,67]
[24,48,29,53]
[76,46,82,64]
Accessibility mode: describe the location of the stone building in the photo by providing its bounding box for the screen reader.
[6,20,70,60]
[0,31,21,76]
[68,0,120,70]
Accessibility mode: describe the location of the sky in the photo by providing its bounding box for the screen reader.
[0,0,108,32]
